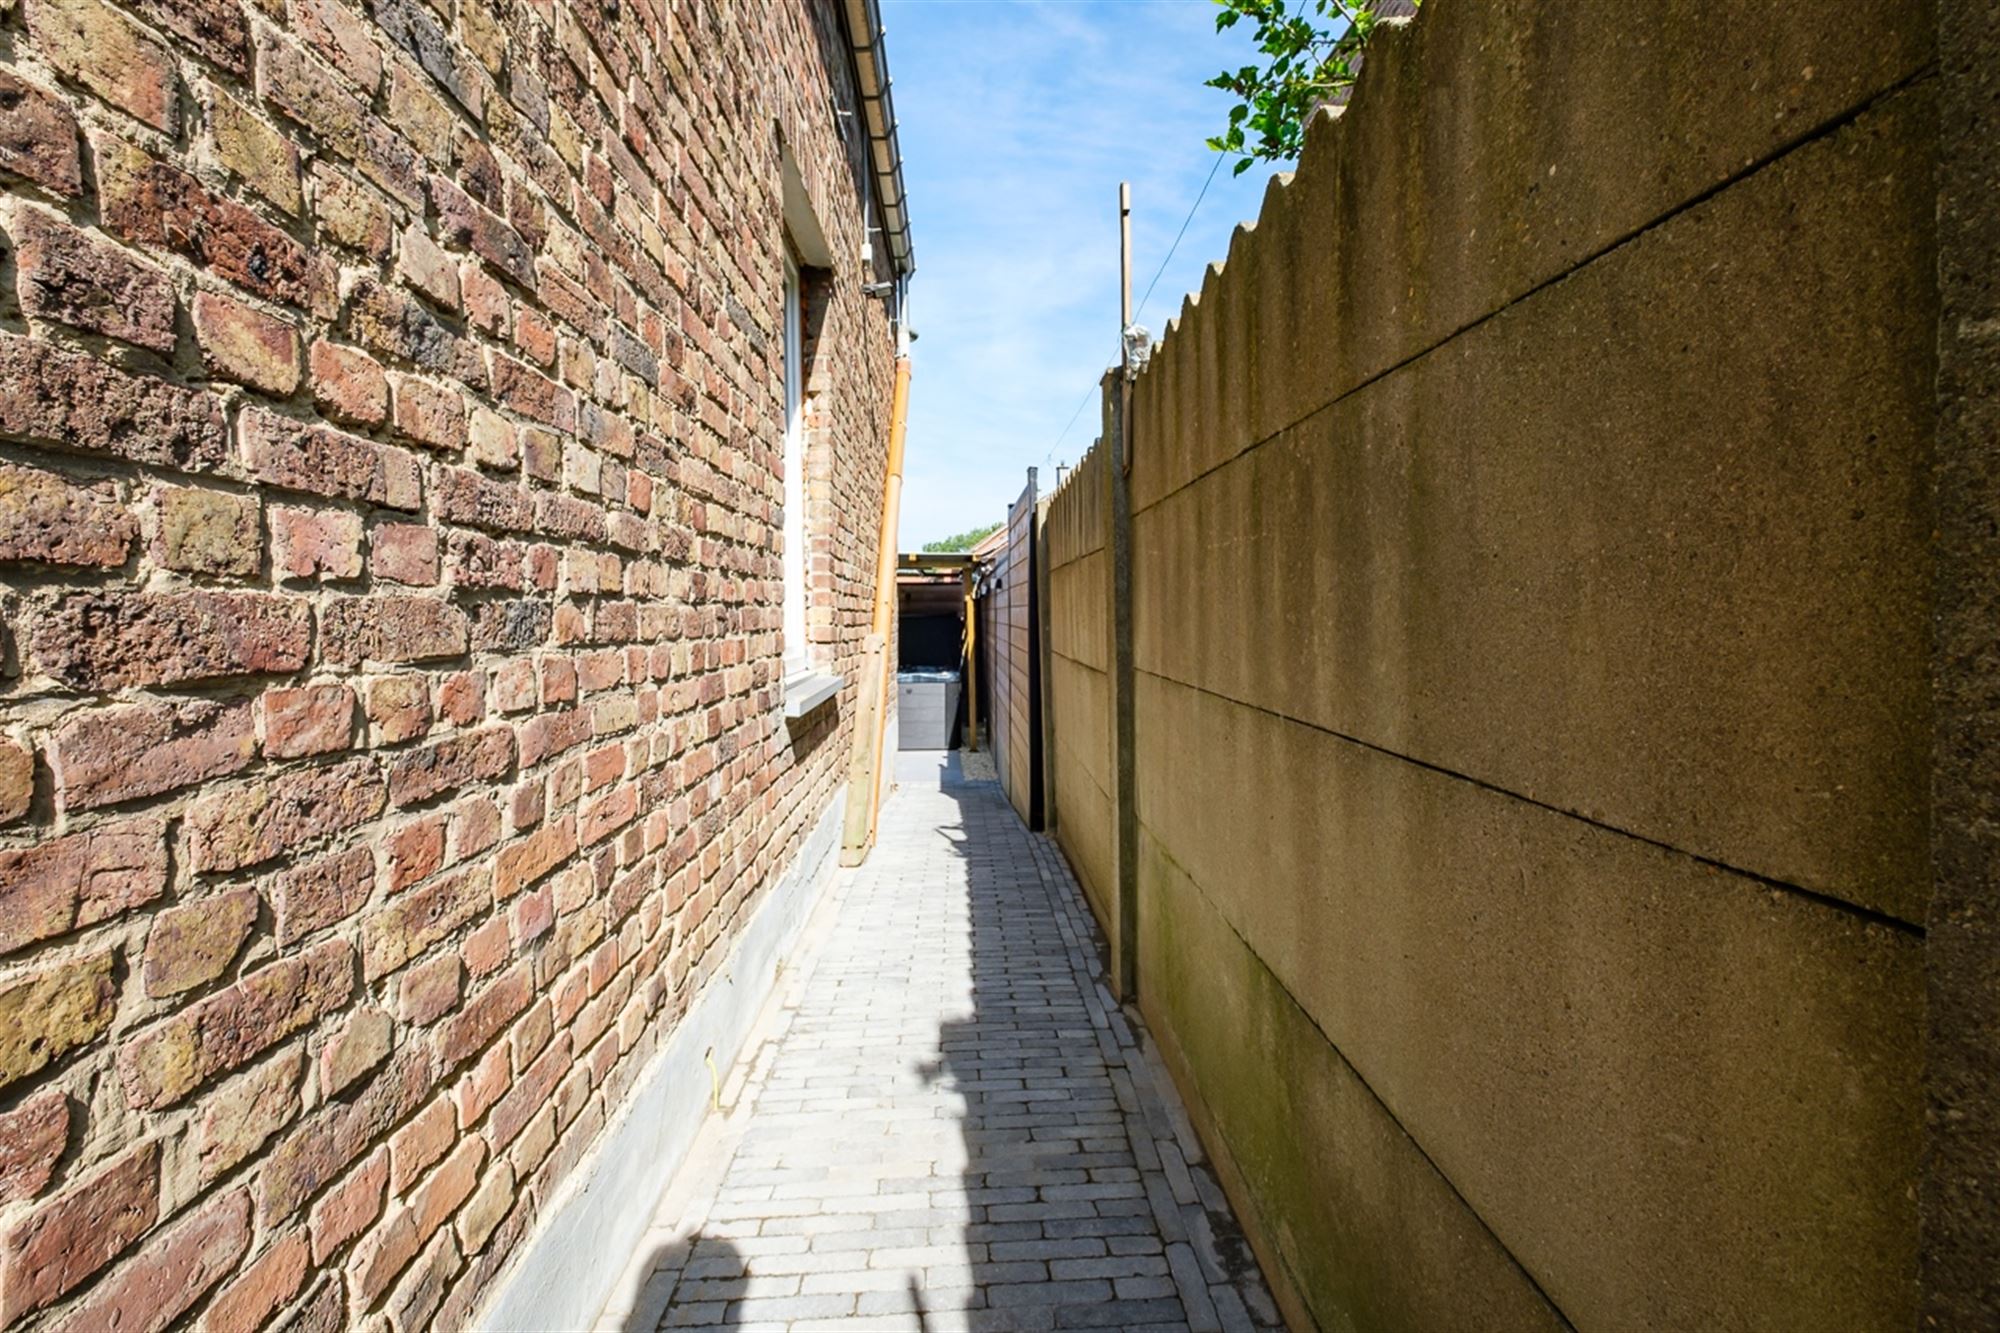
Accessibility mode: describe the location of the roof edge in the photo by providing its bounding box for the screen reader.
[841,0,914,276]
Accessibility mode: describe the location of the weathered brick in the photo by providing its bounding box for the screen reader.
[96,137,311,305]
[0,1090,67,1208]
[0,71,82,196]
[202,84,302,215]
[0,818,165,954]
[345,273,485,386]
[349,1135,481,1304]
[0,1140,157,1324]
[396,951,460,1025]
[366,674,432,744]
[0,741,28,825]
[387,725,513,807]
[456,1156,513,1254]
[274,844,376,943]
[201,1228,308,1333]
[194,289,302,395]
[539,655,576,704]
[152,485,261,577]
[515,707,589,767]
[255,30,421,209]
[0,460,134,569]
[32,591,309,690]
[10,207,174,351]
[311,163,393,259]
[273,505,364,580]
[308,340,389,425]
[262,1045,431,1220]
[307,1149,385,1265]
[488,1033,566,1150]
[283,1275,346,1333]
[51,699,256,811]
[434,464,533,533]
[493,660,535,713]
[240,405,421,510]
[451,795,501,861]
[385,73,449,167]
[117,938,353,1108]
[260,683,356,758]
[184,755,385,873]
[0,331,226,469]
[320,1006,392,1096]
[397,225,460,310]
[391,373,467,451]
[123,0,248,74]
[293,0,383,94]
[21,0,177,132]
[437,670,484,726]
[437,959,530,1069]
[360,865,487,979]
[490,352,573,430]
[462,264,508,336]
[387,1097,452,1192]
[465,406,518,472]
[142,888,258,997]
[580,782,637,845]
[46,1186,249,1333]
[372,0,481,119]
[321,595,469,666]
[196,1048,302,1183]
[472,599,554,654]
[492,812,576,900]
[432,175,533,285]
[385,1226,460,1333]
[448,529,525,590]
[372,521,440,585]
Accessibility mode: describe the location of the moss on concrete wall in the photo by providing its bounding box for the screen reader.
[1043,0,1948,1326]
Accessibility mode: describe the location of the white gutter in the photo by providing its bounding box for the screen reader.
[841,0,914,279]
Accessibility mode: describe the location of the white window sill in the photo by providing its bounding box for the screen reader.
[782,669,843,719]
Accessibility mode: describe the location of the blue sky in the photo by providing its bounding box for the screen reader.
[880,0,1286,547]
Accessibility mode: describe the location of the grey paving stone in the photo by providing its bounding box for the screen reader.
[618,756,1279,1333]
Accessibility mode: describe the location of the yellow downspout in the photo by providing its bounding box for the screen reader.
[842,353,910,863]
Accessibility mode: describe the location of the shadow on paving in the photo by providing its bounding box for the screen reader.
[628,750,1280,1332]
[621,1235,746,1330]
[915,754,1281,1333]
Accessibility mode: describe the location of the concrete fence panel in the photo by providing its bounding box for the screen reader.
[1038,0,1972,1328]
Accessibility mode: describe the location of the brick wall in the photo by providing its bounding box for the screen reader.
[0,0,897,1321]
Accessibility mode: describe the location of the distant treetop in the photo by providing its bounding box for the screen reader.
[922,522,1003,554]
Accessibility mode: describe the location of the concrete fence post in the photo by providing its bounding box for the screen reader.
[1105,369,1139,1003]
[1923,0,2000,1322]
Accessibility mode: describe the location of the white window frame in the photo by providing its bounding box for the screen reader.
[779,249,841,719]
[782,252,807,680]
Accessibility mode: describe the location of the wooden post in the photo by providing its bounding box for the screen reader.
[842,354,911,866]
[963,566,979,753]
[840,633,886,866]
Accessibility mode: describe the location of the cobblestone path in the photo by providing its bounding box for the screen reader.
[597,753,1284,1332]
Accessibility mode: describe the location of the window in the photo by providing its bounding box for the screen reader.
[782,252,807,680]
[779,247,841,720]
[777,149,842,720]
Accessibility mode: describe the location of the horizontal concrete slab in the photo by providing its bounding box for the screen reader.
[1048,551,1111,675]
[1140,832,1568,1333]
[1131,0,1935,511]
[1133,86,1936,921]
[1135,669,1921,1330]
